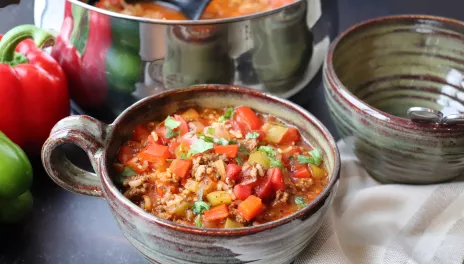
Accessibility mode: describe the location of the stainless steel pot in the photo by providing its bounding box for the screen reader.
[36,0,338,122]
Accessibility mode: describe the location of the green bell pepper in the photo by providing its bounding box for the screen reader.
[0,131,33,223]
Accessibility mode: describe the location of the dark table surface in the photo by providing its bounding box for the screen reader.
[1,0,464,263]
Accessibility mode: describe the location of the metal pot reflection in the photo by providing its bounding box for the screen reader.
[46,0,337,122]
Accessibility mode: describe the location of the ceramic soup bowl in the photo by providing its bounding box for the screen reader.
[324,15,464,184]
[41,85,340,264]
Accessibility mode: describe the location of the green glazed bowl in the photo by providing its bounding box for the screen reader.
[323,15,464,184]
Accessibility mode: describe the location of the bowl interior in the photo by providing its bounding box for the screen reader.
[331,16,464,118]
[103,85,340,231]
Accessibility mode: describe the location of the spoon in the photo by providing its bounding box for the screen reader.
[407,107,464,125]
[89,0,211,20]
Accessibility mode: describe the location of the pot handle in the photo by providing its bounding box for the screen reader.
[41,115,109,197]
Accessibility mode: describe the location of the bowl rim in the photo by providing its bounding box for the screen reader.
[100,84,341,236]
[68,0,304,25]
[324,14,464,132]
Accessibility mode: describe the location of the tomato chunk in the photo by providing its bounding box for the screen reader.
[254,176,274,200]
[137,143,170,162]
[292,166,311,178]
[234,184,252,200]
[132,125,150,141]
[126,157,148,174]
[174,115,189,135]
[237,195,264,221]
[268,167,285,191]
[214,144,239,158]
[169,159,192,178]
[279,127,300,145]
[226,163,242,181]
[234,106,262,130]
[203,204,229,222]
[118,145,134,164]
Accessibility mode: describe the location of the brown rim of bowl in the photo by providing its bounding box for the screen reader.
[68,0,303,25]
[100,84,341,236]
[325,14,464,133]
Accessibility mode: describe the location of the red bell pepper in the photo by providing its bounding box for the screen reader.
[0,25,70,155]
[51,2,110,109]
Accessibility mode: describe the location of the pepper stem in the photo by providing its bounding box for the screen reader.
[0,24,55,65]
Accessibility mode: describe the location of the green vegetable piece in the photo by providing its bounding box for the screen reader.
[258,146,277,157]
[294,196,307,207]
[0,132,33,199]
[297,148,322,166]
[269,157,284,169]
[0,190,33,223]
[245,131,260,139]
[195,214,202,227]
[188,139,214,156]
[164,116,181,130]
[218,108,234,122]
[165,128,180,139]
[121,166,137,177]
[235,157,243,165]
[193,201,210,215]
[207,127,215,135]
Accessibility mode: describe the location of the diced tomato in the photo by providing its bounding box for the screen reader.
[151,159,168,171]
[268,168,285,191]
[203,204,229,222]
[174,115,189,135]
[231,120,249,135]
[137,143,170,162]
[254,176,274,200]
[292,166,311,178]
[168,140,180,156]
[169,159,192,178]
[126,157,148,174]
[234,106,262,130]
[118,145,134,164]
[226,163,242,181]
[237,195,264,221]
[214,145,239,158]
[155,125,168,144]
[234,184,252,200]
[279,127,300,145]
[132,125,150,141]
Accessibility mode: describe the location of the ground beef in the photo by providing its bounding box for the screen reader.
[295,178,314,191]
[191,153,226,181]
[273,190,289,206]
[123,187,146,201]
[239,138,259,152]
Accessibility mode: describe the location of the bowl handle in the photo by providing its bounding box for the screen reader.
[41,115,109,197]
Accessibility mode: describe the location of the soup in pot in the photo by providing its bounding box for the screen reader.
[114,106,329,228]
[95,0,296,20]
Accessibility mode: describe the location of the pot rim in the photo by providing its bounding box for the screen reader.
[100,84,341,236]
[68,0,304,25]
[324,14,464,133]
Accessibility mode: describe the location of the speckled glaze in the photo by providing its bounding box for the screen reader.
[41,85,340,264]
[323,15,464,184]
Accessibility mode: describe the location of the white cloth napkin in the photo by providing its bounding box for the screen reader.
[296,139,464,264]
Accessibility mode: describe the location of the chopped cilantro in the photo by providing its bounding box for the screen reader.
[218,108,234,122]
[229,140,238,144]
[195,214,202,227]
[258,146,277,157]
[245,131,260,139]
[235,156,243,165]
[297,148,322,166]
[238,145,249,154]
[165,128,180,138]
[269,157,284,169]
[164,116,181,129]
[294,196,307,207]
[192,201,210,215]
[206,127,215,135]
[187,139,214,156]
[121,167,137,177]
